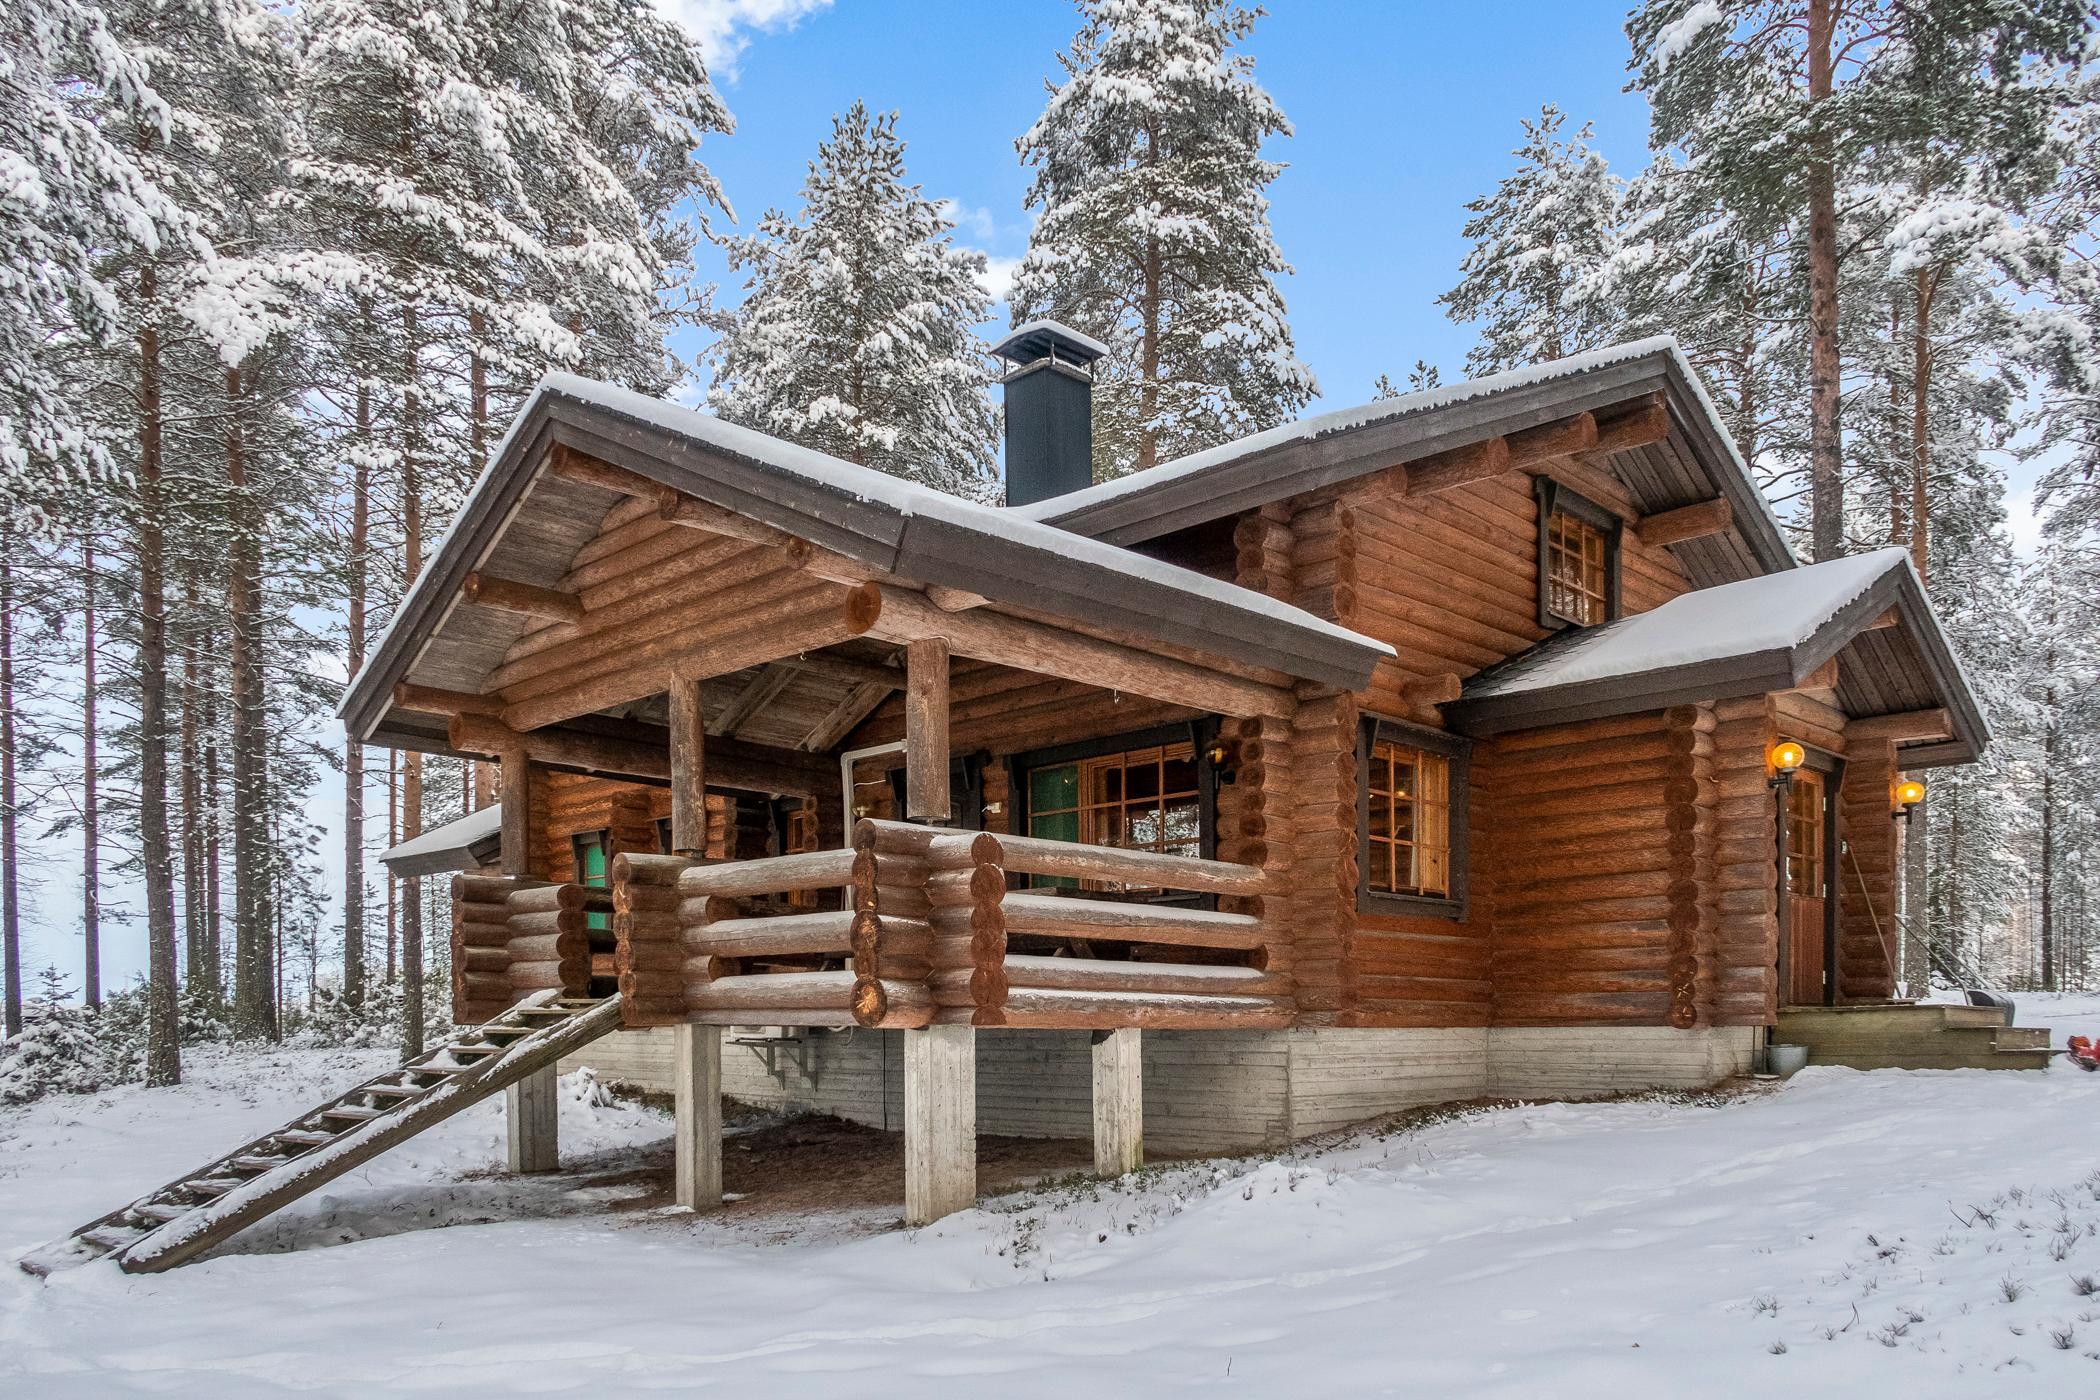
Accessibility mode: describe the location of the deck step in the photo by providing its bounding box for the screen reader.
[131,1202,191,1224]
[277,1128,336,1147]
[1777,1003,2048,1071]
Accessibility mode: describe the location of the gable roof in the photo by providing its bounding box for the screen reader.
[1020,337,1796,593]
[340,374,1394,747]
[1445,547,1988,767]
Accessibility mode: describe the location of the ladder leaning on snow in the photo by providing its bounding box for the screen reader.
[18,992,624,1277]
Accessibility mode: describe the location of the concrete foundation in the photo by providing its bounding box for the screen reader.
[567,1023,1761,1155]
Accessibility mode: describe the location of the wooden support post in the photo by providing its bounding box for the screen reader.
[673,1022,722,1211]
[1091,1028,1143,1177]
[904,1024,975,1225]
[905,636,950,824]
[505,1063,559,1173]
[499,748,533,879]
[668,674,706,857]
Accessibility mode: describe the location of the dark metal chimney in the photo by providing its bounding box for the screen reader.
[993,319,1108,507]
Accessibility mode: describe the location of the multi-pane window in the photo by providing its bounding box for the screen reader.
[1545,507,1611,626]
[1364,739,1452,899]
[1026,740,1202,891]
[1536,477,1619,629]
[1358,716,1469,918]
[572,831,610,934]
[1786,773,1824,896]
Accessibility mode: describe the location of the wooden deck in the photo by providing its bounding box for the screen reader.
[1775,1002,2052,1071]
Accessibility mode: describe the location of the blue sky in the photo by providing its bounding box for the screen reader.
[674,0,1657,403]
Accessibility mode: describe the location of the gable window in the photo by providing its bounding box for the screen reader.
[571,830,611,934]
[1357,716,1469,920]
[1536,477,1621,629]
[1011,723,1217,897]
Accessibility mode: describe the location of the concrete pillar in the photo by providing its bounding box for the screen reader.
[905,1024,975,1225]
[506,1063,560,1173]
[674,1022,723,1211]
[1091,1028,1144,1177]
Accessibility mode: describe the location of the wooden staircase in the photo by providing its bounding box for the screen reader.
[1775,1002,2055,1072]
[19,993,623,1277]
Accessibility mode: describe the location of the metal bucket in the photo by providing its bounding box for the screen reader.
[1767,1044,1810,1078]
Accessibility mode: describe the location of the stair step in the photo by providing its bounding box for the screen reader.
[277,1129,336,1147]
[229,1154,290,1173]
[80,1226,145,1253]
[1995,1028,2050,1050]
[183,1176,244,1199]
[320,1104,383,1123]
[364,1084,422,1101]
[131,1202,192,1224]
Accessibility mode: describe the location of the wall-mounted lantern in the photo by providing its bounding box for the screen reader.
[1767,739,1807,790]
[1892,778,1925,823]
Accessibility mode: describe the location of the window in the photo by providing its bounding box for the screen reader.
[1358,716,1469,919]
[571,830,611,934]
[1536,477,1621,629]
[1785,774,1824,896]
[1011,725,1216,895]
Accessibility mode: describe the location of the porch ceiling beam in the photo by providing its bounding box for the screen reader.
[1847,708,1952,745]
[392,682,505,719]
[802,680,894,752]
[499,582,884,733]
[865,585,1296,721]
[462,570,584,624]
[1635,497,1733,549]
[449,712,828,797]
[711,663,797,737]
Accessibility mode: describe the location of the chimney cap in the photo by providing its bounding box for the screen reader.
[993,318,1109,369]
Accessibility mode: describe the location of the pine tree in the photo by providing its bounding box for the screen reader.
[0,967,110,1106]
[1441,105,1624,375]
[1629,0,2086,562]
[1013,0,1315,479]
[711,102,997,498]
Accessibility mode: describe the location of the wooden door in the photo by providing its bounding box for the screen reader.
[1784,772,1829,1005]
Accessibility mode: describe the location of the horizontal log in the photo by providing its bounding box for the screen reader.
[992,955,1282,998]
[463,571,584,623]
[396,682,504,718]
[690,910,855,958]
[1847,708,1952,744]
[1635,496,1732,548]
[678,849,856,898]
[999,893,1265,951]
[988,833,1268,896]
[686,970,857,1013]
[850,976,936,1029]
[508,883,610,915]
[611,852,691,886]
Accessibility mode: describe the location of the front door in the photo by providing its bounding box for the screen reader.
[1784,771,1830,1005]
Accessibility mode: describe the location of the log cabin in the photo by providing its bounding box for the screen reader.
[351,324,1998,1225]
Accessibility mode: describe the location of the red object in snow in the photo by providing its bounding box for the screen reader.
[2068,1036,2098,1071]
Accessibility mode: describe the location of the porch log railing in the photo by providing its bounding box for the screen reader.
[600,823,1284,1031]
[449,875,611,1023]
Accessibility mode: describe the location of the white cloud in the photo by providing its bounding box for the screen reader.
[975,254,1020,305]
[935,199,999,243]
[660,0,832,79]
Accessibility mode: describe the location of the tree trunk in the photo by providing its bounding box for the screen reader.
[1,529,18,1039]
[1804,0,1845,562]
[226,365,273,1038]
[179,565,206,1001]
[400,305,425,1056]
[2041,630,2058,992]
[203,681,223,993]
[137,273,182,1086]
[343,384,371,1008]
[1909,266,1934,584]
[81,528,102,1009]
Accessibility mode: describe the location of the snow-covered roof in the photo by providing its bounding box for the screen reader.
[380,804,503,878]
[1468,549,1906,699]
[1015,337,1796,586]
[1448,547,1988,766]
[342,373,1395,745]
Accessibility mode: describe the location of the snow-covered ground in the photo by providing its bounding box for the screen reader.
[6,1000,2100,1397]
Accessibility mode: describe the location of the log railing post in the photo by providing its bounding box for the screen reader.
[667,675,707,857]
[904,636,950,823]
[612,853,692,1027]
[451,873,525,1025]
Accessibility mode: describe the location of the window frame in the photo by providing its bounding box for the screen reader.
[571,828,612,934]
[1535,475,1623,631]
[1006,720,1220,904]
[1356,714,1470,922]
